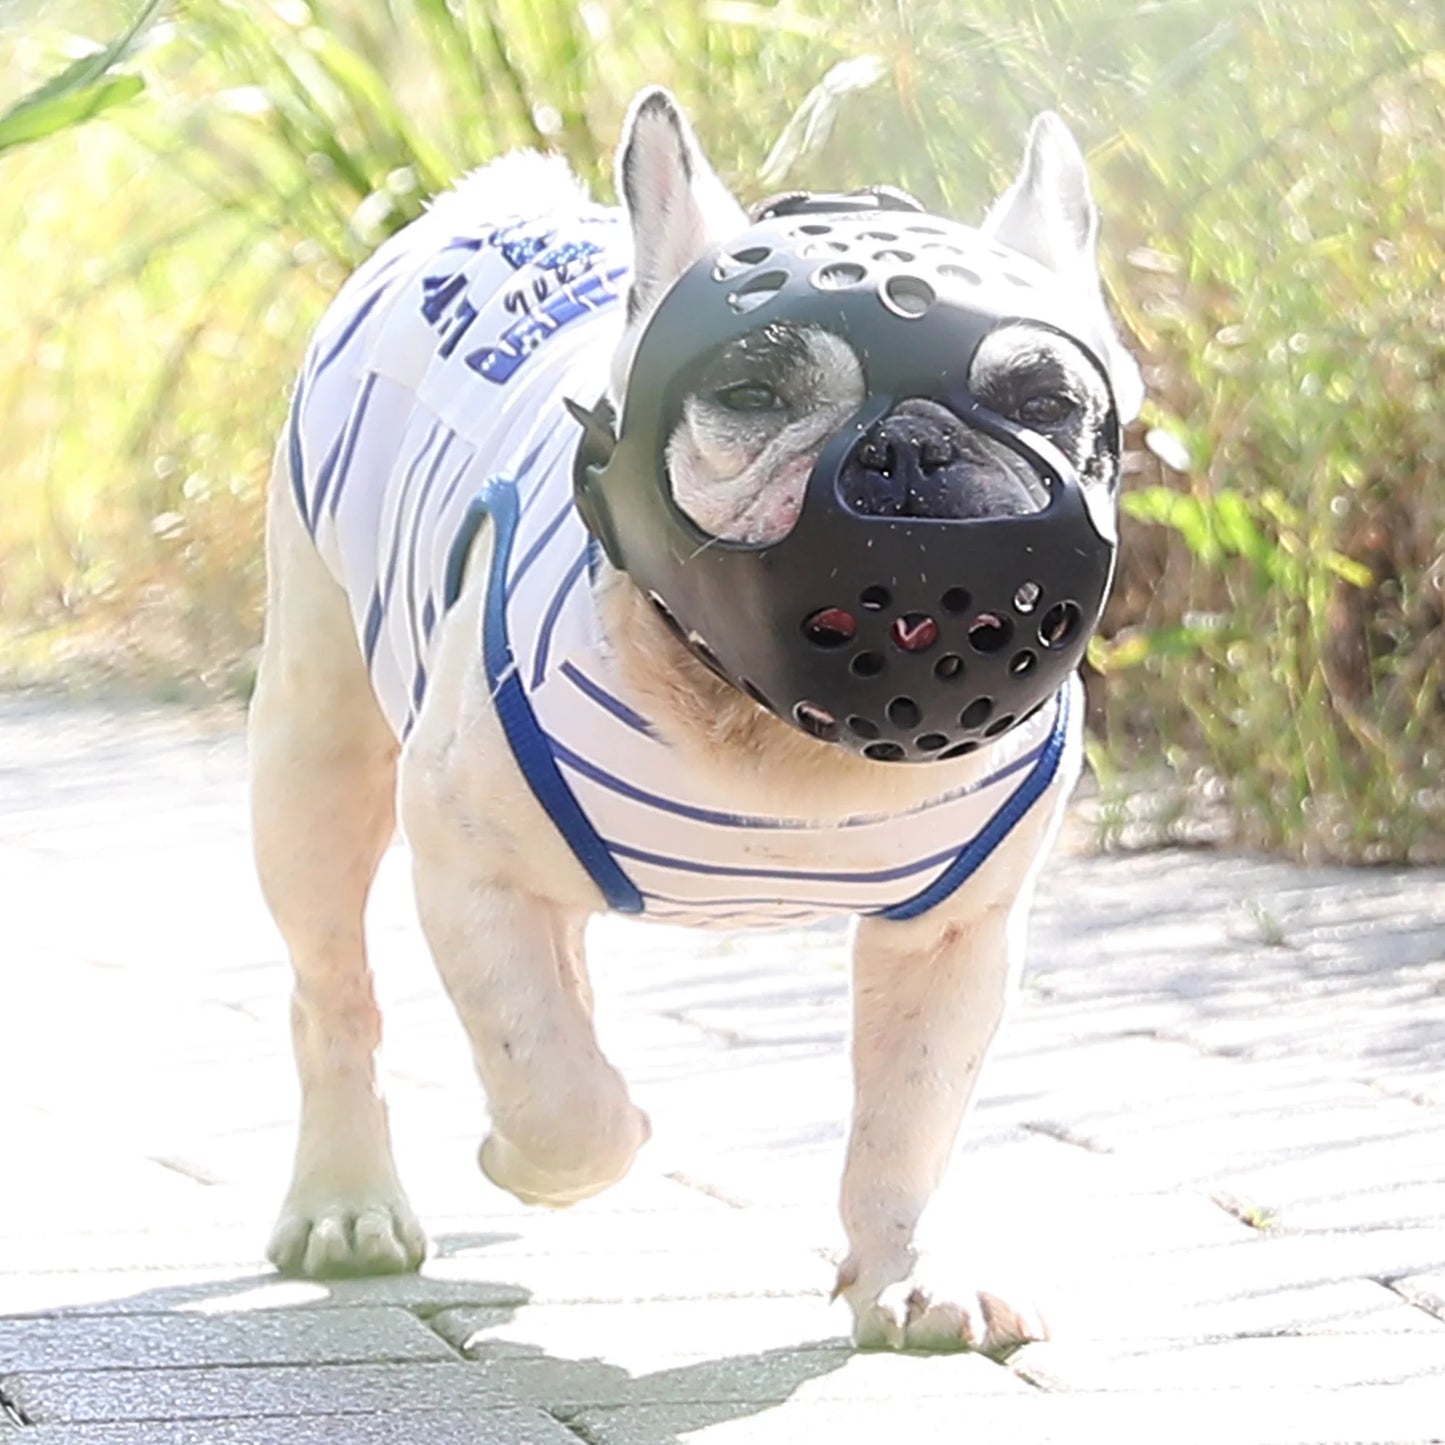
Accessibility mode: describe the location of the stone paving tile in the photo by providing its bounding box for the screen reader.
[1014,1331,1445,1391]
[2,1361,509,1424]
[3,1410,572,1443]
[0,1306,453,1373]
[446,1341,1029,1413]
[566,1383,1445,1445]
[6,700,1445,1442]
[432,1296,850,1368]
[1390,1270,1445,1320]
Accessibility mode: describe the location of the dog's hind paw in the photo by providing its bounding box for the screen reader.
[838,1255,1047,1356]
[267,1195,427,1278]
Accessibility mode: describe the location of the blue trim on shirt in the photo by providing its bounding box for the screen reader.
[550,731,1046,832]
[311,372,378,527]
[453,476,643,914]
[557,663,659,738]
[604,835,962,886]
[530,550,589,688]
[878,682,1075,921]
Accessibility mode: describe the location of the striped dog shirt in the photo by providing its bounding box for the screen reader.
[288,183,1082,930]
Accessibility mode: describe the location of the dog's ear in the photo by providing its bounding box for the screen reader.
[983,113,1144,423]
[616,87,746,329]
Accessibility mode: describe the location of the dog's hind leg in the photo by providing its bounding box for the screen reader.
[249,453,424,1276]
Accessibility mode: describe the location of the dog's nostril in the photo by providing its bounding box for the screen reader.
[858,437,895,474]
[801,607,857,648]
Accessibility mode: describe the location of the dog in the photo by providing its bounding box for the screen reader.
[249,87,1142,1353]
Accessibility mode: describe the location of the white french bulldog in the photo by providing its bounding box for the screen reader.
[249,87,1142,1353]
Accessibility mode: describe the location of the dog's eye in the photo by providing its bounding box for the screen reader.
[712,381,786,413]
[1016,393,1077,427]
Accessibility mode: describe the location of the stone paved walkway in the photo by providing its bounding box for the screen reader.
[1,697,1442,1443]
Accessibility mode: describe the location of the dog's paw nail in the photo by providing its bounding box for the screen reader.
[267,1196,426,1278]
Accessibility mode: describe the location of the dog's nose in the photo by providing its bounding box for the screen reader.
[850,401,971,517]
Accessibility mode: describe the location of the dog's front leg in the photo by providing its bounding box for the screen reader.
[407,850,650,1208]
[836,837,1056,1353]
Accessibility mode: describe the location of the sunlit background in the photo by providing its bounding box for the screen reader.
[1,0,1442,861]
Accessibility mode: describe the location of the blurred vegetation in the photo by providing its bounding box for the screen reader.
[1,0,1442,861]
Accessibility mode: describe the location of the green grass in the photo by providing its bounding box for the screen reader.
[2,0,1442,860]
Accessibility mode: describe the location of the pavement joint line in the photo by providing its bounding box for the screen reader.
[661,1172,753,1209]
[1378,1275,1445,1324]
[1018,1119,1112,1153]
[1210,1189,1280,1232]
[0,1385,26,1426]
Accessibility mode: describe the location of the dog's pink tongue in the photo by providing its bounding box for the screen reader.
[892,615,939,652]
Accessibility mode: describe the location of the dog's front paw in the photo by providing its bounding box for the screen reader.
[267,1192,427,1278]
[836,1253,1047,1356]
[479,1102,651,1208]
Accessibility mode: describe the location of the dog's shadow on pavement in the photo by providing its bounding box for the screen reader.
[32,1240,850,1443]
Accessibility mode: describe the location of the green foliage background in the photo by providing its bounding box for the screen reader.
[2,0,1442,861]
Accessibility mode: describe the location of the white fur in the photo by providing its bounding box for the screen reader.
[250,90,1137,1352]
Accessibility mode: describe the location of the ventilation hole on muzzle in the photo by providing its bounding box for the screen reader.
[937,262,983,287]
[727,269,789,313]
[794,700,838,741]
[904,223,947,236]
[1013,580,1042,614]
[933,653,965,682]
[859,229,899,243]
[940,739,979,759]
[940,587,972,615]
[851,650,885,677]
[873,248,915,263]
[880,275,935,318]
[916,732,949,752]
[984,713,1017,737]
[1008,649,1038,677]
[741,678,771,711]
[960,697,993,730]
[860,585,891,611]
[801,607,857,648]
[711,245,772,281]
[886,696,921,729]
[848,715,880,740]
[1039,601,1082,649]
[863,740,906,762]
[968,613,1014,653]
[798,222,833,235]
[813,261,867,290]
[649,591,686,640]
[686,632,727,678]
[891,614,938,652]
